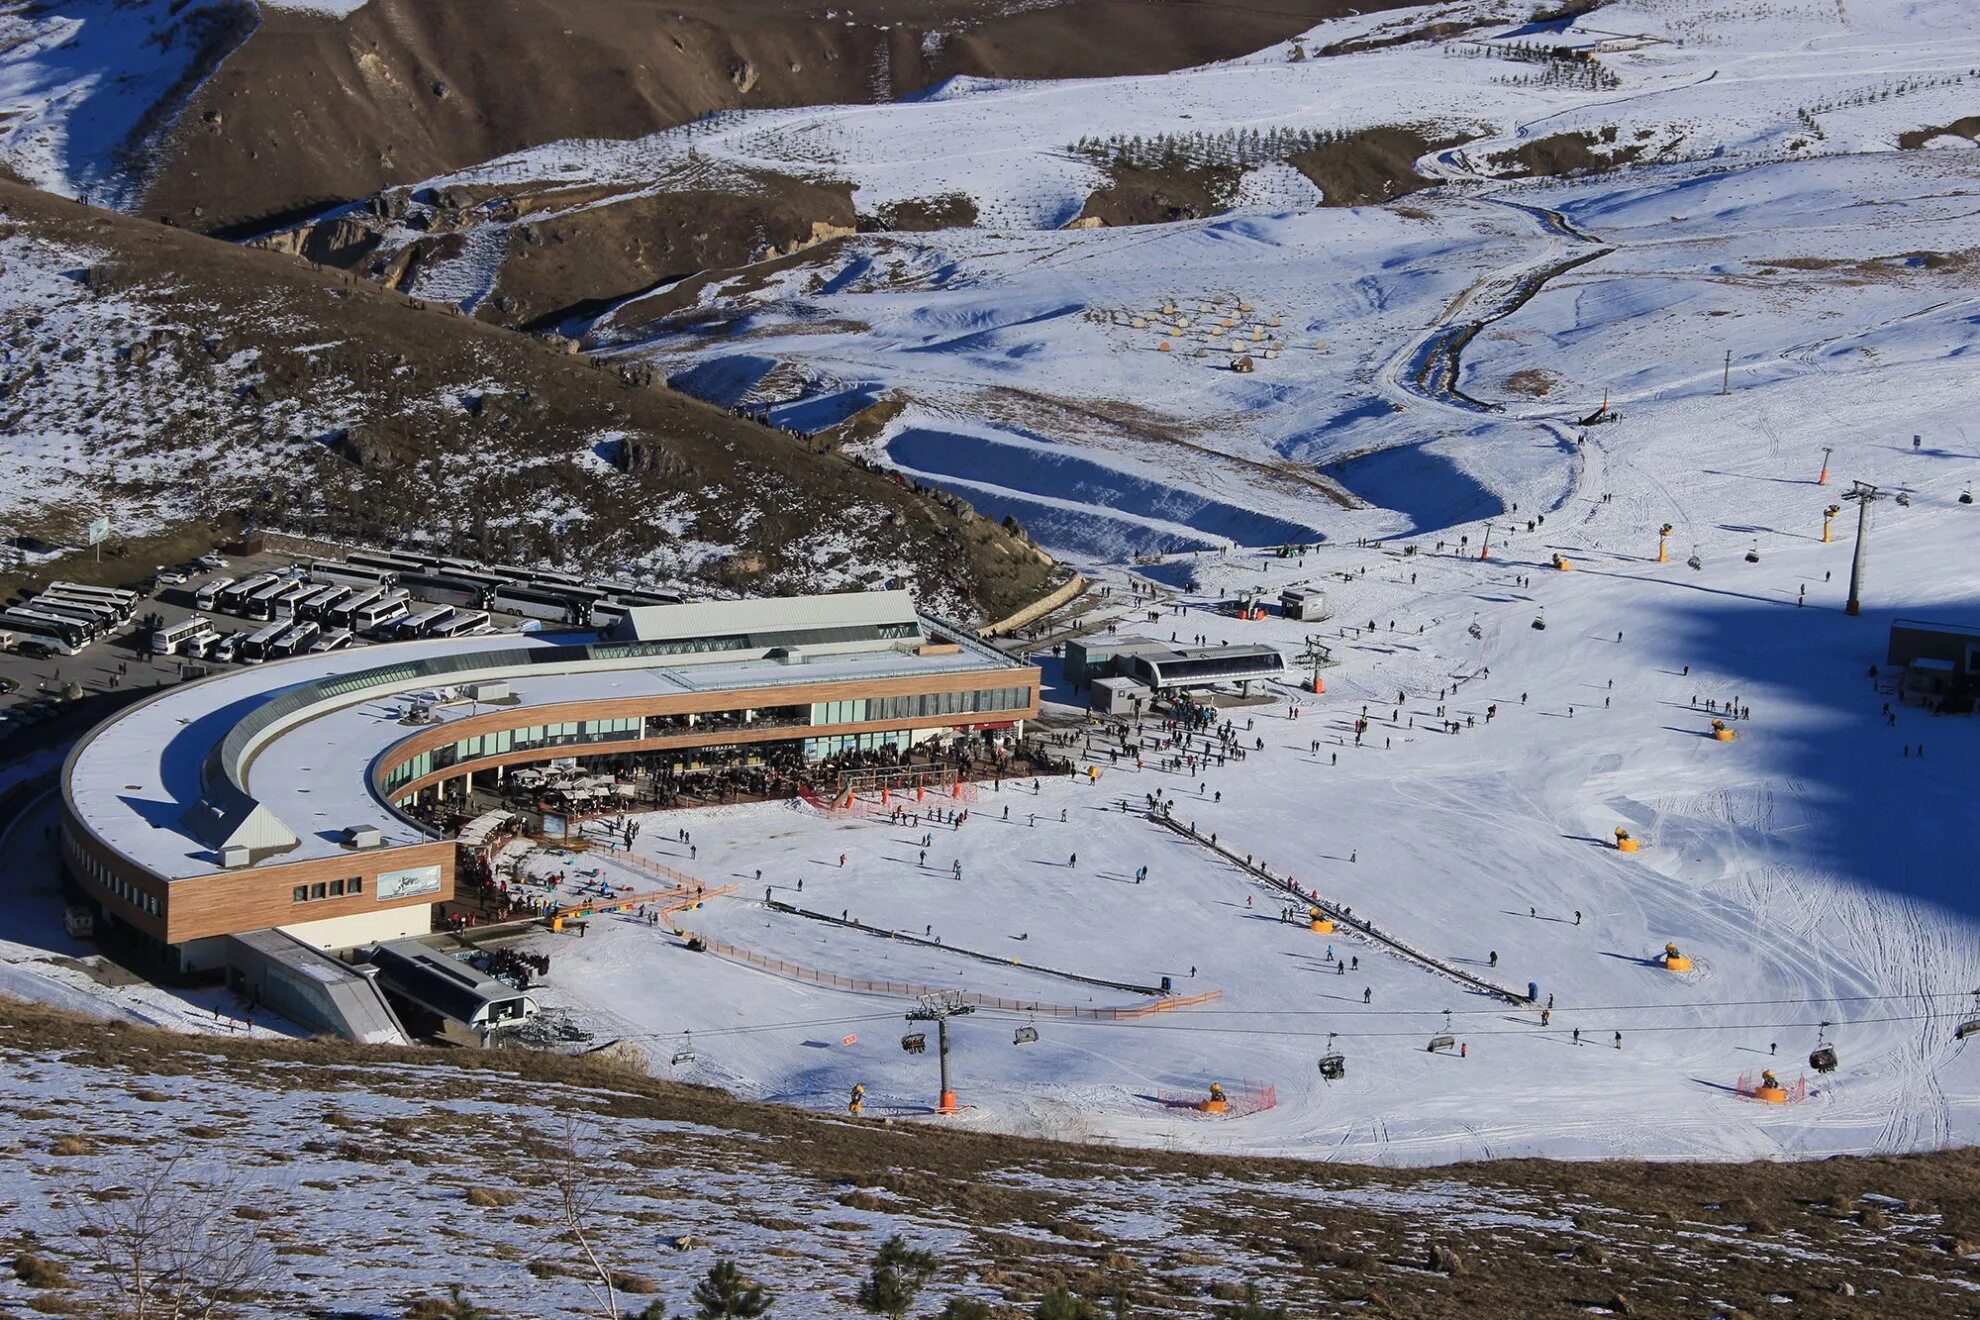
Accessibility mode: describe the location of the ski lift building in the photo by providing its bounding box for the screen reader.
[1279,587,1326,621]
[1887,619,1980,708]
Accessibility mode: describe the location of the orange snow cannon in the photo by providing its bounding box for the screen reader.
[1755,1070,1787,1103]
[1711,720,1736,742]
[1309,908,1335,935]
[1200,1082,1229,1114]
[1614,827,1640,854]
[1662,942,1691,973]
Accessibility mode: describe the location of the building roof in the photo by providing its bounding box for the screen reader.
[366,939,531,1026]
[227,928,410,1045]
[1892,618,1980,638]
[65,598,1031,883]
[609,589,919,645]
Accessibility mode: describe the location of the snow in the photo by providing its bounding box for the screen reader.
[257,0,371,15]
[0,0,253,208]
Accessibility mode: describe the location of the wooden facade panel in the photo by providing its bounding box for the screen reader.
[160,841,456,944]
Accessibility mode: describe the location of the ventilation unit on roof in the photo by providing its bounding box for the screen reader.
[466,680,508,701]
[343,824,383,850]
[218,844,250,868]
[769,646,804,665]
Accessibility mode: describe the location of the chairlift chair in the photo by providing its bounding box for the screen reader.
[1014,1017,1040,1046]
[1318,1053,1347,1080]
[1895,492,1911,507]
[901,1031,927,1054]
[1531,608,1547,631]
[1745,539,1760,564]
[671,1032,697,1067]
[1809,1021,1838,1074]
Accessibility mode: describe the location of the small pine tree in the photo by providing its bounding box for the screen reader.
[694,1260,773,1319]
[940,1302,993,1320]
[856,1236,939,1318]
[1218,1285,1287,1319]
[405,1285,499,1320]
[627,1303,667,1320]
[1035,1290,1101,1320]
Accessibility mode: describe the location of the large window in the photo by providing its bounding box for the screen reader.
[384,717,644,789]
[803,729,910,760]
[812,686,1030,726]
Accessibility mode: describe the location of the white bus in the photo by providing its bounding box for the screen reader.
[194,577,237,611]
[270,620,320,658]
[217,573,278,614]
[152,615,217,656]
[488,583,584,623]
[31,594,123,631]
[42,581,140,619]
[307,559,395,589]
[297,585,349,621]
[353,595,411,635]
[1,609,88,654]
[309,627,355,653]
[238,620,291,664]
[394,606,454,639]
[430,609,491,639]
[329,587,386,626]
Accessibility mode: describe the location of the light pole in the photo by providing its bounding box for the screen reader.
[1817,447,1833,486]
[1842,481,1884,616]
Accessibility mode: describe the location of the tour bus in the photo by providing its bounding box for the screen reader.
[193,577,237,611]
[394,606,455,640]
[344,549,428,576]
[395,572,486,610]
[216,573,279,614]
[589,600,631,631]
[270,620,320,658]
[0,609,89,655]
[237,620,291,664]
[608,587,682,607]
[37,588,133,625]
[488,582,587,624]
[328,586,386,626]
[31,594,124,632]
[352,595,411,636]
[151,615,217,657]
[42,581,140,619]
[270,580,315,619]
[309,627,355,653]
[430,609,492,639]
[296,585,349,621]
[241,579,290,620]
[181,630,218,660]
[306,559,395,589]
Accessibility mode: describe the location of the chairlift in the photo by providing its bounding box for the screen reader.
[1014,1016,1040,1046]
[901,1031,927,1054]
[1957,991,1980,1042]
[1687,545,1703,571]
[1467,613,1483,641]
[1895,492,1911,507]
[1318,1053,1347,1080]
[1809,1021,1838,1074]
[1744,539,1760,564]
[671,1032,697,1067]
[1531,607,1547,631]
[1961,488,1974,505]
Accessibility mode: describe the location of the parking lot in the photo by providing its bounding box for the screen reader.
[0,551,541,747]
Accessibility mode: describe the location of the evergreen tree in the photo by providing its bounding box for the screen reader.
[856,1236,939,1318]
[1034,1290,1101,1320]
[940,1302,993,1320]
[1217,1285,1287,1319]
[693,1259,773,1318]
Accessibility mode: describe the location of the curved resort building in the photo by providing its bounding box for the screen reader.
[60,591,1040,974]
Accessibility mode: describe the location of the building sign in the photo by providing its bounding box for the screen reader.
[375,864,443,902]
[85,515,110,545]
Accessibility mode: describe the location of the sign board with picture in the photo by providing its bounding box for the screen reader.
[375,864,443,902]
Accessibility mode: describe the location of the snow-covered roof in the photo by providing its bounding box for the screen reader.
[64,612,1028,884]
[607,589,919,646]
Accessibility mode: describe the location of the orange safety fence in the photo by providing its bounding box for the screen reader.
[554,882,737,923]
[683,934,1221,1019]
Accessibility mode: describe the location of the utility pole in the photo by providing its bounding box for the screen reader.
[1721,350,1731,396]
[905,990,973,1115]
[1842,481,1884,617]
[1478,522,1492,561]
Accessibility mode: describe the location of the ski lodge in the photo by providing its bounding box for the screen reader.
[58,591,1039,976]
[1887,618,1980,710]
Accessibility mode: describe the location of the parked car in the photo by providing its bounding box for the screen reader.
[154,569,190,585]
[197,553,229,570]
[211,634,240,663]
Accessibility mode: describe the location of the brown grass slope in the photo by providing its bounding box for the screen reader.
[0,181,1054,617]
[143,0,1422,236]
[0,998,1976,1317]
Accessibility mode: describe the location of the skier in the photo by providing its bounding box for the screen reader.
[1363,986,1372,1004]
[1489,950,1498,968]
[1574,910,1582,926]
[1069,852,1077,869]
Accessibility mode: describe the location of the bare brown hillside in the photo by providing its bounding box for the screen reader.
[0,998,1975,1317]
[0,181,1057,619]
[144,0,1420,236]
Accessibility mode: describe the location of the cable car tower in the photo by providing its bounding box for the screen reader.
[905,990,973,1115]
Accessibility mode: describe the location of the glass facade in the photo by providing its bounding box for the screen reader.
[383,684,1030,789]
[803,729,912,759]
[810,686,1030,726]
